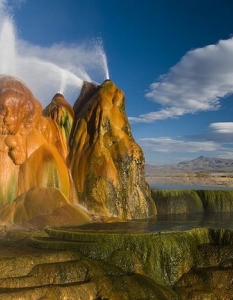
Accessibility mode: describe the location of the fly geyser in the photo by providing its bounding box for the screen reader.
[0,75,156,228]
[70,80,156,219]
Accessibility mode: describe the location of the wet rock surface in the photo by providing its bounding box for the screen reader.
[0,227,175,299]
[175,245,233,299]
[152,189,233,214]
[0,226,232,299]
[1,76,233,299]
[0,76,156,228]
[69,80,156,219]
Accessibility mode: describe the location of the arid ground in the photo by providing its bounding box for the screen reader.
[146,171,233,188]
[145,156,233,189]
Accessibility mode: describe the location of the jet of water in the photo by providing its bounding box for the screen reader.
[94,38,110,80]
[0,6,110,106]
[16,56,88,104]
[0,16,17,75]
[100,50,110,80]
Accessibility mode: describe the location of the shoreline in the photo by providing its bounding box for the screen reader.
[146,172,233,189]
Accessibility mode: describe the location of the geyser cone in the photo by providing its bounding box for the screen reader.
[73,81,99,115]
[43,93,74,145]
[69,79,157,220]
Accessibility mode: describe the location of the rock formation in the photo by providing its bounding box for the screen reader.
[43,93,74,149]
[152,189,233,214]
[0,225,228,299]
[0,75,90,227]
[0,75,156,227]
[69,79,156,219]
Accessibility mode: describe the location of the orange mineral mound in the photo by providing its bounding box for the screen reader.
[0,75,156,228]
[69,80,157,219]
[0,187,91,228]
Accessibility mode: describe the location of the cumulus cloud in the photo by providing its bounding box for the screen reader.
[137,137,220,153]
[0,0,109,107]
[130,37,233,123]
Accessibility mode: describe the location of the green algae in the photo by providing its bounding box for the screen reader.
[30,227,210,286]
[207,228,233,245]
[28,226,233,299]
[28,231,180,299]
[152,190,204,214]
[197,190,233,212]
[152,189,233,214]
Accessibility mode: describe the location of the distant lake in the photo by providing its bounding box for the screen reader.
[150,183,233,190]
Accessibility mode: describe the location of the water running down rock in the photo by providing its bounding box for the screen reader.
[0,75,156,228]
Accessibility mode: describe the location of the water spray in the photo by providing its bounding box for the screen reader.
[0,4,110,106]
[93,38,110,80]
[0,16,17,75]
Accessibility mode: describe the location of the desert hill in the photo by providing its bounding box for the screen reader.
[146,156,233,174]
[145,156,233,189]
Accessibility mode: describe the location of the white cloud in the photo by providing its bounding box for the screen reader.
[131,37,233,123]
[183,122,233,144]
[129,107,187,123]
[218,151,233,160]
[209,122,233,134]
[138,135,233,164]
[204,122,233,143]
[138,137,220,153]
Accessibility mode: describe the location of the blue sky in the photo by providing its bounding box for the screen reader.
[1,0,233,164]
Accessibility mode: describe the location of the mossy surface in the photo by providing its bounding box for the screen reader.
[30,226,212,286]
[197,190,233,212]
[8,226,233,299]
[152,190,204,214]
[152,189,233,214]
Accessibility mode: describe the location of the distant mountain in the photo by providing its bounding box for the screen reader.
[146,156,233,174]
[178,156,233,170]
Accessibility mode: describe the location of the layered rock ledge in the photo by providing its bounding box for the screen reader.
[0,226,233,299]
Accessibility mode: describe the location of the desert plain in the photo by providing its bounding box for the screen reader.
[145,156,233,189]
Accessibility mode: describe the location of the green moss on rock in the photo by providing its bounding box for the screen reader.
[152,189,233,215]
[152,190,204,214]
[69,80,157,220]
[197,190,233,212]
[30,227,210,286]
[25,227,233,299]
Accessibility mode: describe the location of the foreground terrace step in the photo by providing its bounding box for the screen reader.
[175,243,233,299]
